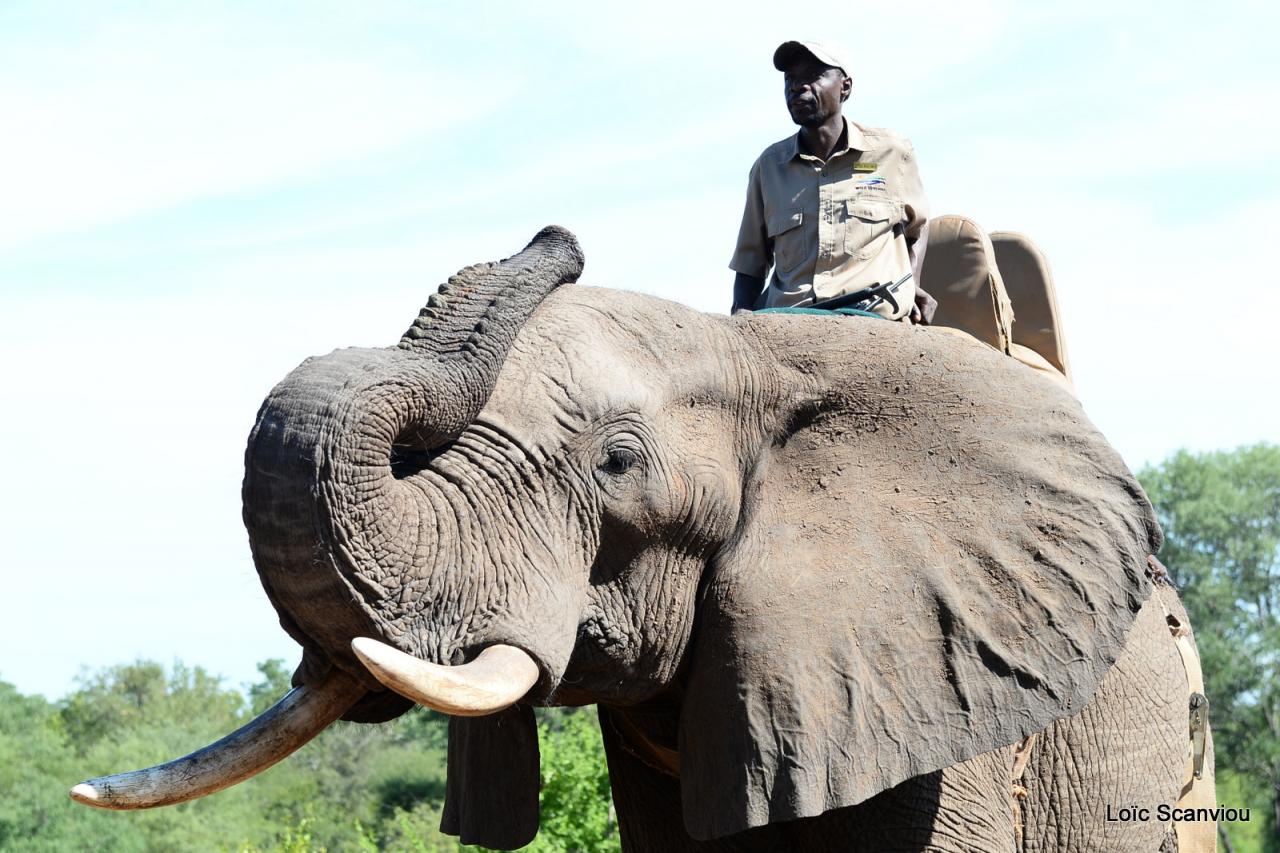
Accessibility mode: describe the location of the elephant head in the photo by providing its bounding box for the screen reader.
[74,228,1160,849]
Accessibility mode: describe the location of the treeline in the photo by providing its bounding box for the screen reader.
[2,444,1277,852]
[0,660,618,852]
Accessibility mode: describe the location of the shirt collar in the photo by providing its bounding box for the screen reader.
[787,117,868,162]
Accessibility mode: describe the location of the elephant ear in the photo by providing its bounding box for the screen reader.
[678,318,1160,841]
[440,705,540,850]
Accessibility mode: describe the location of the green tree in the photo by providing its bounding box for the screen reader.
[248,659,295,715]
[525,710,619,853]
[1140,443,1280,852]
[0,679,145,852]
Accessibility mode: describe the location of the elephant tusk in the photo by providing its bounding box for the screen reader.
[69,670,365,810]
[350,638,539,717]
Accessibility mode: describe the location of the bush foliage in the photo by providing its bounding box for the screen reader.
[0,661,617,852]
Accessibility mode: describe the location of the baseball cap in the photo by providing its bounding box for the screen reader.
[772,40,851,76]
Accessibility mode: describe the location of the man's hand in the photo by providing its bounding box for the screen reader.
[910,286,938,325]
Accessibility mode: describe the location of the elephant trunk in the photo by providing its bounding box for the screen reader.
[393,224,585,438]
[68,229,583,815]
[242,227,584,686]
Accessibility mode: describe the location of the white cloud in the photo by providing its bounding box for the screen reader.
[0,8,508,250]
[526,0,1011,84]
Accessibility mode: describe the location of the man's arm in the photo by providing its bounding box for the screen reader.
[908,219,936,324]
[729,162,769,313]
[733,273,765,314]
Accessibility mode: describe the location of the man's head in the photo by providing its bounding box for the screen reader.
[773,40,851,128]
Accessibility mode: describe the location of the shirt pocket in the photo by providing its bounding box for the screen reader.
[767,210,805,274]
[843,199,900,259]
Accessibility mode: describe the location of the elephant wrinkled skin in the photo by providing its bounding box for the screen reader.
[75,228,1212,852]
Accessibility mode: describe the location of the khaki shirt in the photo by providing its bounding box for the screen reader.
[730,118,928,318]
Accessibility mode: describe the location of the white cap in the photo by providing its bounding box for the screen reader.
[772,40,852,76]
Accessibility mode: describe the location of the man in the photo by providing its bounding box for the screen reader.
[730,40,935,322]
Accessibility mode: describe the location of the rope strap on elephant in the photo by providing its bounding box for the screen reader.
[607,710,681,778]
[755,306,888,319]
[1147,555,1218,853]
[1010,733,1037,844]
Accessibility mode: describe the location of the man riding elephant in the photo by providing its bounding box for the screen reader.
[72,227,1215,851]
[730,39,936,323]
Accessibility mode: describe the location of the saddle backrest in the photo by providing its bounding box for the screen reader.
[919,214,1013,354]
[990,231,1072,381]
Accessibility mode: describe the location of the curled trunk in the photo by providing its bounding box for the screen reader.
[241,227,584,685]
[70,229,584,823]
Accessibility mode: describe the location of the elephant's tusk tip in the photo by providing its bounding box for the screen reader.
[65,673,364,811]
[69,783,104,806]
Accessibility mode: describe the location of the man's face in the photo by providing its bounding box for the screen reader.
[783,58,849,127]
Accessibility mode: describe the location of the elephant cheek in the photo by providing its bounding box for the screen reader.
[561,554,703,701]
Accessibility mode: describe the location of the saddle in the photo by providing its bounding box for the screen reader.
[920,214,1074,392]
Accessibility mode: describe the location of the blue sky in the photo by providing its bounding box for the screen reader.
[2,1,1277,700]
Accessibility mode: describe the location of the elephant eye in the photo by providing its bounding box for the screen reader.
[600,446,640,476]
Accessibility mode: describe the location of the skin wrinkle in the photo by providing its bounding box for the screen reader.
[589,443,723,686]
[379,407,593,684]
[500,489,562,589]
[1016,595,1185,852]
[323,376,444,593]
[395,484,439,600]
[443,439,545,565]
[360,488,415,591]
[459,415,587,567]
[406,471,487,652]
[448,482,509,643]
[468,420,554,480]
[396,494,429,609]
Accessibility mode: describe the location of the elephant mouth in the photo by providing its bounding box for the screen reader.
[68,638,542,810]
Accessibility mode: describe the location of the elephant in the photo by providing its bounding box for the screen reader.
[73,227,1216,852]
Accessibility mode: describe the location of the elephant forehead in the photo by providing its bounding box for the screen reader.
[487,334,649,430]
[483,286,718,433]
